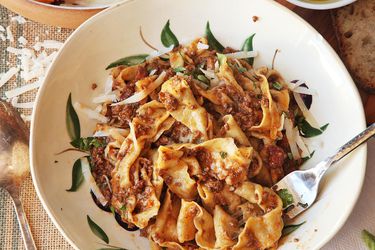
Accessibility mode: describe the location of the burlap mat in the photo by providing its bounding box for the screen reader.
[0,6,74,250]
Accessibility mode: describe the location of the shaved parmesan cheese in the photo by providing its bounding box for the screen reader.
[277,113,285,131]
[145,45,174,61]
[0,34,5,42]
[200,68,216,79]
[293,92,320,128]
[5,79,42,98]
[43,40,63,49]
[81,157,108,206]
[197,42,209,50]
[104,76,113,94]
[0,67,19,88]
[113,71,166,106]
[11,15,27,24]
[6,26,14,42]
[73,102,108,123]
[293,86,317,96]
[92,93,118,103]
[11,97,34,109]
[0,25,5,32]
[294,127,310,158]
[224,50,258,59]
[284,118,300,160]
[149,69,157,76]
[93,130,109,137]
[18,36,27,46]
[20,114,32,122]
[128,121,139,151]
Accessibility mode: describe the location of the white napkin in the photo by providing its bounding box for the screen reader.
[322,139,375,250]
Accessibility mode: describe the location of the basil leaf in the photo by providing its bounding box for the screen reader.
[205,22,224,52]
[220,151,228,159]
[66,93,80,141]
[217,53,226,67]
[282,221,306,236]
[277,188,294,208]
[272,81,283,90]
[197,74,210,85]
[173,66,185,73]
[362,230,375,250]
[87,215,109,244]
[161,20,179,48]
[106,54,148,70]
[66,159,83,192]
[70,137,106,151]
[297,117,329,138]
[241,33,255,65]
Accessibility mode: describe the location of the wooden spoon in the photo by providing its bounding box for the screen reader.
[0,100,36,250]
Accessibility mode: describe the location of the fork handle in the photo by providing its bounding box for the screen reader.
[328,123,375,166]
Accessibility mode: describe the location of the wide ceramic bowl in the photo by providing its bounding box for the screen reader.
[30,0,367,249]
[286,0,356,10]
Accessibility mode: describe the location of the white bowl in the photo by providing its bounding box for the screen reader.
[286,0,356,10]
[30,0,367,249]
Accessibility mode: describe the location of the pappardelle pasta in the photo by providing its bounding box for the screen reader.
[83,36,319,249]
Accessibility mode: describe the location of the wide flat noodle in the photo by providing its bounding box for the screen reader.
[222,114,250,146]
[233,181,284,250]
[157,137,253,186]
[250,67,283,141]
[113,100,169,188]
[160,76,210,140]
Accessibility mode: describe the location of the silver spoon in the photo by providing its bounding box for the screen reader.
[0,100,36,249]
[273,123,375,219]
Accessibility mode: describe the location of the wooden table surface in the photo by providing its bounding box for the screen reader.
[277,0,374,124]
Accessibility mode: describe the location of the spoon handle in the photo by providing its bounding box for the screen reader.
[11,194,37,250]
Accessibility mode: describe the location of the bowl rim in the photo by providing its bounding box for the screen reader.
[285,0,356,10]
[29,0,122,10]
[29,0,367,249]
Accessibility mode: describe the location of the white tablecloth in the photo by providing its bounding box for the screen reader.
[323,139,375,250]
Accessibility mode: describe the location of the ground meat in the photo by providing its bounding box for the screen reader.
[106,103,138,128]
[90,144,114,202]
[119,82,136,99]
[134,66,148,81]
[194,147,213,173]
[211,84,263,136]
[202,178,224,192]
[159,92,178,111]
[267,145,287,169]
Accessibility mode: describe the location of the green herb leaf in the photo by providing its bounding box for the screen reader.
[205,22,224,52]
[236,65,247,73]
[220,151,228,159]
[173,66,186,73]
[282,221,306,237]
[287,152,293,160]
[70,137,106,151]
[302,150,315,163]
[66,93,80,141]
[272,81,283,90]
[110,206,115,215]
[197,74,210,85]
[106,54,148,70]
[87,215,109,244]
[362,230,375,250]
[161,20,179,48]
[297,117,329,138]
[277,188,294,208]
[217,53,226,67]
[66,159,83,192]
[241,33,255,65]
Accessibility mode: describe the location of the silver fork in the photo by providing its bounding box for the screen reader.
[273,123,375,219]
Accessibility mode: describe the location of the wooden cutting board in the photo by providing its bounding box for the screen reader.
[277,0,374,124]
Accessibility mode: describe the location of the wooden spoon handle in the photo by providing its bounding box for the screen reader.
[11,193,37,250]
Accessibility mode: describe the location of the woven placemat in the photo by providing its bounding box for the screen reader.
[0,6,73,249]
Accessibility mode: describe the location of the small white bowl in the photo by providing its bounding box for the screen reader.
[286,0,356,10]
